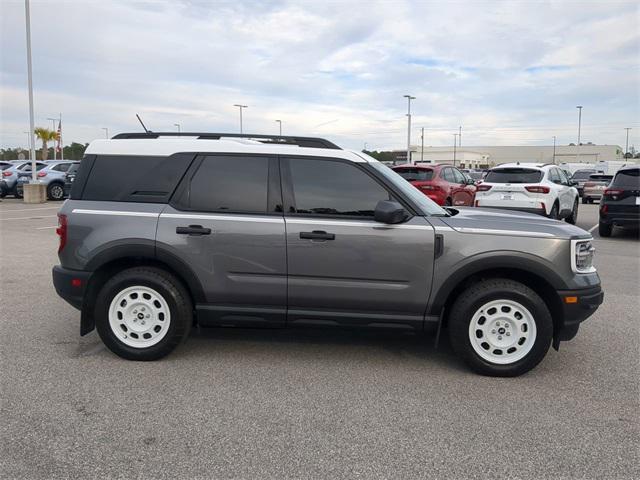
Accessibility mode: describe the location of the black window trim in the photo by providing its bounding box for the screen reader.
[279,155,417,221]
[170,153,283,216]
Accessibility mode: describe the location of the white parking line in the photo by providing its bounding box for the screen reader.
[36,226,58,230]
[0,215,57,221]
[588,224,598,232]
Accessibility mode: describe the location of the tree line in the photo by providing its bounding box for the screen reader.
[1,142,88,161]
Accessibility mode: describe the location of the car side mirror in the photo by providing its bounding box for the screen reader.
[374,200,407,224]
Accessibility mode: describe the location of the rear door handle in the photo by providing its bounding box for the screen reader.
[300,230,335,241]
[176,225,211,236]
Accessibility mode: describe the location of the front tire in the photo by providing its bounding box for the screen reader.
[448,279,553,377]
[95,267,193,360]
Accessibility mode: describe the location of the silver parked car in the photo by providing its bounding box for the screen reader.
[0,161,46,198]
[15,160,79,200]
[52,132,603,377]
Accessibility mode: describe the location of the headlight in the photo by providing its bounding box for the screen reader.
[571,239,596,274]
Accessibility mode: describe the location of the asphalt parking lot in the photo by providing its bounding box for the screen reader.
[1,199,638,479]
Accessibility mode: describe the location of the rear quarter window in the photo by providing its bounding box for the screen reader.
[78,154,194,203]
[393,168,434,181]
[612,169,640,189]
[484,168,543,183]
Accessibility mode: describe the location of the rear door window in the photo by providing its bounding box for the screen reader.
[394,168,434,181]
[452,168,466,184]
[612,169,640,189]
[182,155,270,213]
[485,168,543,184]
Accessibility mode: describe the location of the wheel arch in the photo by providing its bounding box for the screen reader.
[428,254,564,335]
[80,242,205,335]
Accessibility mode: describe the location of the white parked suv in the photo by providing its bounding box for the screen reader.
[475,163,579,223]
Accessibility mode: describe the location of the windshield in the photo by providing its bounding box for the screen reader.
[485,168,543,184]
[368,160,448,216]
[612,168,640,189]
[572,170,596,180]
[393,167,434,181]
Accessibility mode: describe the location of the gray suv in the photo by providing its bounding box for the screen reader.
[52,133,603,376]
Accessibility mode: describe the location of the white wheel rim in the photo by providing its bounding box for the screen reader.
[468,299,537,365]
[108,286,171,348]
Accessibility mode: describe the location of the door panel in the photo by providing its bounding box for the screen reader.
[285,216,434,327]
[282,156,435,328]
[156,154,287,327]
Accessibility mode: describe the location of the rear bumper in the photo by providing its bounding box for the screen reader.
[555,284,603,343]
[600,211,640,227]
[52,265,91,310]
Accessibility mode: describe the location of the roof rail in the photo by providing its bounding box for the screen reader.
[110,132,341,150]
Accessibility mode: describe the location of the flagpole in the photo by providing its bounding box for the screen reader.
[59,113,63,160]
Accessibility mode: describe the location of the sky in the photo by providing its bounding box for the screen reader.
[1,0,639,152]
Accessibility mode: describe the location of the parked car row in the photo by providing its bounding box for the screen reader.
[392,161,639,236]
[0,160,79,200]
[392,162,579,224]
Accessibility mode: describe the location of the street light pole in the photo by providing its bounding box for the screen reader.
[403,95,415,164]
[421,127,425,162]
[275,120,282,136]
[576,106,583,163]
[233,104,248,134]
[24,0,36,181]
[552,136,557,164]
[458,125,462,147]
[453,134,458,167]
[102,127,109,139]
[174,123,181,133]
[624,127,631,158]
[47,117,57,161]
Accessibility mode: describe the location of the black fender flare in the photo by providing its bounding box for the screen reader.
[427,251,566,316]
[79,240,206,336]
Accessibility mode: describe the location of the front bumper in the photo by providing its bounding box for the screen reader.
[555,285,603,345]
[52,265,92,310]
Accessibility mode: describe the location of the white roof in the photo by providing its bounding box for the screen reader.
[85,138,371,163]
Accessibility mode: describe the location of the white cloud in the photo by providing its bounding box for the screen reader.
[1,0,638,151]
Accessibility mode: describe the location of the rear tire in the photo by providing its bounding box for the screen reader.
[598,222,612,237]
[47,182,65,201]
[95,267,193,361]
[448,278,553,377]
[581,196,587,204]
[548,202,559,220]
[566,199,578,224]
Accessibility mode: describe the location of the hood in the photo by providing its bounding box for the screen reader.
[441,207,591,239]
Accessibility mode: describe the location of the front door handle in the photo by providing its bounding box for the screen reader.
[300,230,335,240]
[176,225,211,236]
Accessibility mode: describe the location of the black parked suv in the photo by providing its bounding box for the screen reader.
[599,166,640,237]
[52,132,603,376]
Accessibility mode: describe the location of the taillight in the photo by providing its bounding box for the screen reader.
[525,186,550,193]
[56,214,67,253]
[604,189,623,200]
[600,204,608,214]
[37,171,47,177]
[2,171,11,177]
[477,184,492,192]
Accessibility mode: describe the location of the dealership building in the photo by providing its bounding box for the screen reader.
[393,144,625,168]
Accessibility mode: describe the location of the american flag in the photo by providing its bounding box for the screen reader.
[56,120,62,153]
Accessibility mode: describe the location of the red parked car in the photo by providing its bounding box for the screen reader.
[392,164,477,206]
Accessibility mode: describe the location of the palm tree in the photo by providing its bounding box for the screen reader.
[34,127,57,160]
